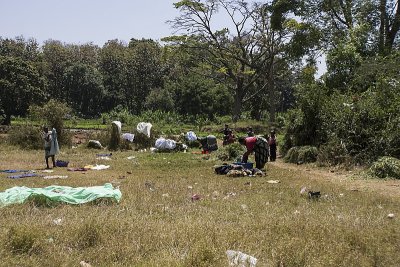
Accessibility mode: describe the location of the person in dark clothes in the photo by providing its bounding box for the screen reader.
[268,130,277,161]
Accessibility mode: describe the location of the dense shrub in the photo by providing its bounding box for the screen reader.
[369,156,400,179]
[186,139,201,148]
[144,87,175,112]
[108,107,132,124]
[28,100,72,147]
[132,128,161,150]
[317,138,351,167]
[8,124,42,149]
[321,91,386,164]
[215,143,245,161]
[284,146,318,164]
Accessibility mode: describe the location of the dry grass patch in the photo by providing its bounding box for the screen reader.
[1,144,400,266]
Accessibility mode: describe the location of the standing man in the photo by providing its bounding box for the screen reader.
[43,126,58,169]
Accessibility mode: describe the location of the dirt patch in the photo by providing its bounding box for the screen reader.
[271,159,400,199]
[70,129,93,145]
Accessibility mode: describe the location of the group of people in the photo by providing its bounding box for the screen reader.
[42,123,277,171]
[222,124,278,170]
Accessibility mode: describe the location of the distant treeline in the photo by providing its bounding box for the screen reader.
[1,0,400,163]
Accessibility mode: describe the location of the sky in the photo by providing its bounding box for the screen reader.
[0,0,326,75]
[0,0,181,46]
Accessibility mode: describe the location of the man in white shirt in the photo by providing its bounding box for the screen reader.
[43,126,55,169]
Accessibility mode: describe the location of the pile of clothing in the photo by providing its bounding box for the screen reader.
[214,163,264,177]
[153,137,188,152]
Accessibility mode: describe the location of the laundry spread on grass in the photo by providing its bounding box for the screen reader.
[96,153,112,157]
[43,175,68,179]
[67,167,89,172]
[96,156,112,160]
[67,164,110,171]
[0,183,122,207]
[214,163,265,177]
[7,173,41,179]
[84,164,110,170]
[1,170,29,173]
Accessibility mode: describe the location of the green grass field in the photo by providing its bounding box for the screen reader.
[1,144,400,266]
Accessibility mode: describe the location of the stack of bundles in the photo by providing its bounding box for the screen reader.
[214,163,264,177]
[154,138,188,152]
[199,135,218,152]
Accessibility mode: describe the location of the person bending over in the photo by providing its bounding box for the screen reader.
[238,136,269,169]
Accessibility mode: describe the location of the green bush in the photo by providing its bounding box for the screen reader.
[317,138,351,166]
[8,124,42,149]
[28,99,72,147]
[132,128,161,150]
[284,146,300,163]
[284,146,318,164]
[108,107,133,124]
[215,143,245,161]
[369,156,400,179]
[186,139,201,148]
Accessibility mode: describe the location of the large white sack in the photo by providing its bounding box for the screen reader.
[137,122,152,137]
[186,131,197,141]
[155,138,176,150]
[112,121,122,135]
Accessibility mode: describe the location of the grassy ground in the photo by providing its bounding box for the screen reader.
[0,144,400,266]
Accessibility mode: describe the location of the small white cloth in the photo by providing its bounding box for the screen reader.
[122,133,135,142]
[155,138,176,150]
[137,122,152,137]
[91,165,110,170]
[186,131,197,141]
[226,250,257,267]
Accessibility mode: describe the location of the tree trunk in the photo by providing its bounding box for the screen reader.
[269,89,276,123]
[232,93,242,122]
[386,0,400,51]
[232,79,245,122]
[378,0,386,54]
[2,114,11,125]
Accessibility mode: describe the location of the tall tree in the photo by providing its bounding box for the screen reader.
[99,39,128,111]
[0,36,40,62]
[63,63,105,117]
[0,56,45,125]
[301,0,400,54]
[42,40,73,101]
[166,0,319,121]
[125,39,164,114]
